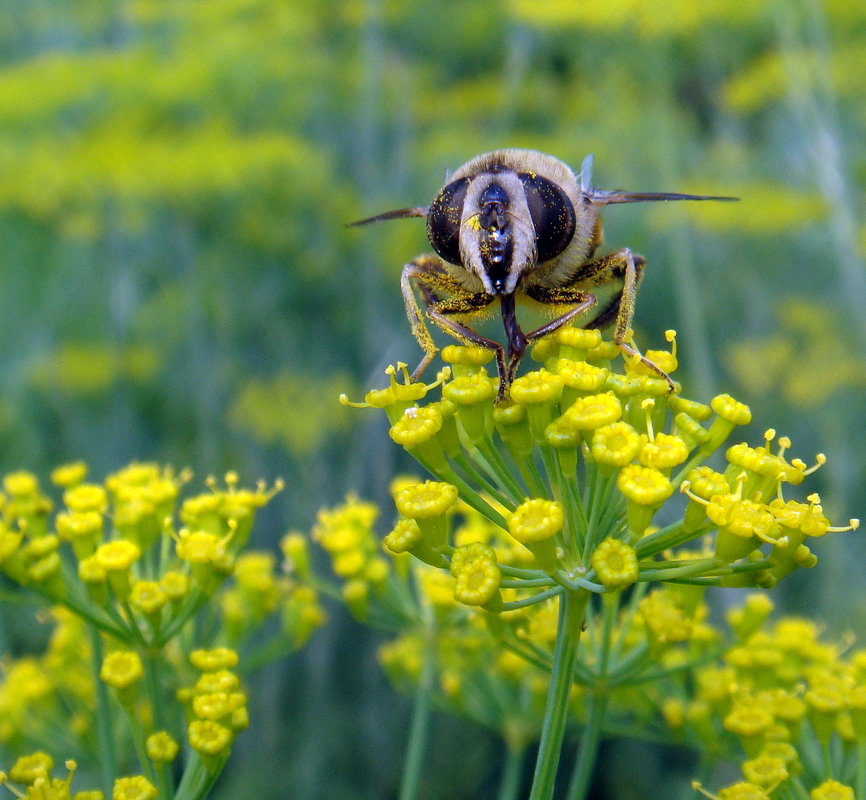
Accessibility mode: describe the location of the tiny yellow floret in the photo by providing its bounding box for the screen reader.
[509,369,563,405]
[591,538,639,590]
[100,651,143,690]
[638,432,689,469]
[112,775,158,800]
[94,540,140,571]
[145,730,179,764]
[64,484,109,514]
[188,719,233,756]
[383,519,423,554]
[711,394,752,425]
[507,499,563,543]
[190,648,240,672]
[563,392,622,430]
[394,481,458,520]
[450,542,501,606]
[389,406,443,446]
[9,751,53,784]
[617,465,674,506]
[810,779,855,800]
[591,421,641,467]
[442,373,494,405]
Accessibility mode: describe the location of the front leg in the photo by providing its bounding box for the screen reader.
[555,248,674,389]
[516,285,597,384]
[401,256,501,381]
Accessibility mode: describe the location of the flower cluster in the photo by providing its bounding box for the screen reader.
[340,327,860,800]
[0,462,324,800]
[345,330,856,608]
[661,594,865,800]
[0,752,156,800]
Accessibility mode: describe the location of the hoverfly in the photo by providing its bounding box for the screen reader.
[352,149,735,401]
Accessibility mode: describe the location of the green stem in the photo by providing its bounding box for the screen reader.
[635,521,713,559]
[497,742,527,800]
[479,435,528,501]
[127,704,156,784]
[855,740,866,800]
[517,451,550,498]
[820,740,833,779]
[88,625,116,798]
[565,690,608,800]
[399,625,437,800]
[566,593,616,799]
[453,452,516,510]
[528,589,590,800]
[501,586,564,611]
[157,589,209,645]
[143,652,173,800]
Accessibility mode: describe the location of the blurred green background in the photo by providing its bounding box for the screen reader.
[0,0,864,797]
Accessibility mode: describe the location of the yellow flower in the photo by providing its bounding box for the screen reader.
[591,421,641,469]
[112,775,157,800]
[442,373,495,405]
[563,392,622,430]
[94,540,140,571]
[686,467,730,500]
[639,590,694,644]
[591,538,639,590]
[389,406,442,446]
[190,648,239,672]
[50,461,88,488]
[9,751,53,784]
[507,499,563,571]
[510,369,564,405]
[712,394,752,425]
[3,471,40,499]
[617,465,673,506]
[195,669,240,695]
[554,327,602,352]
[192,691,245,722]
[810,780,855,800]
[100,651,143,690]
[160,571,190,602]
[64,484,109,514]
[175,530,224,564]
[450,542,501,607]
[440,344,494,368]
[188,719,233,757]
[145,731,179,764]
[129,580,167,617]
[724,703,774,738]
[638,432,689,469]
[394,481,458,520]
[507,499,563,544]
[716,782,772,800]
[557,360,609,392]
[383,519,423,554]
[741,755,788,787]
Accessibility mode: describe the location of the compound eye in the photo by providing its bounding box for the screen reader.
[426,176,470,265]
[519,172,576,263]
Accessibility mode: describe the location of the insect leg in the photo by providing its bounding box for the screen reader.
[584,249,673,389]
[401,256,469,380]
[402,256,500,382]
[427,294,505,389]
[508,286,598,388]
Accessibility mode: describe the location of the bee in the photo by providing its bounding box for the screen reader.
[352,149,736,402]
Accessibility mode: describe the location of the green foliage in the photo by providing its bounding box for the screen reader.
[0,0,863,797]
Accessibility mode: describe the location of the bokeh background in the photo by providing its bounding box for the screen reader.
[0,0,864,797]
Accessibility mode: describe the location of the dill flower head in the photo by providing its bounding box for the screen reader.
[344,324,859,650]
